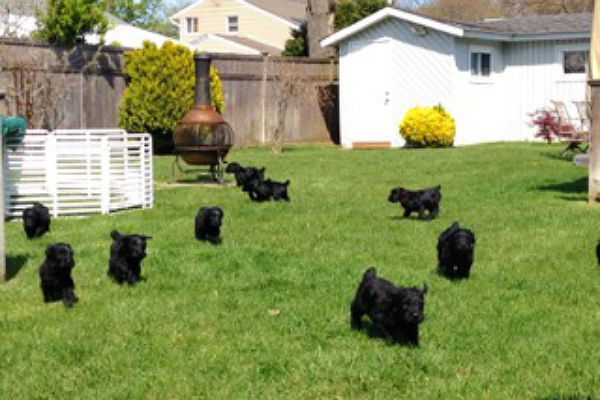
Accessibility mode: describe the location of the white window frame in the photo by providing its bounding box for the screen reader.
[227,16,239,33]
[186,17,198,34]
[556,44,589,82]
[469,45,493,84]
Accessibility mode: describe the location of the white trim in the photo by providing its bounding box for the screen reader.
[170,0,300,30]
[556,43,589,82]
[321,7,464,47]
[191,33,262,54]
[171,0,204,20]
[320,7,591,47]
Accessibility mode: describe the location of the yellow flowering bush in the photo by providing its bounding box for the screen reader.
[399,104,455,148]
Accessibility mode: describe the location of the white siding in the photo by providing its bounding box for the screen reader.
[503,39,588,140]
[452,39,506,145]
[339,18,454,148]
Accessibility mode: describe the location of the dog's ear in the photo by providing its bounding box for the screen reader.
[216,208,224,219]
[110,230,121,240]
[363,267,377,280]
[259,167,266,176]
[284,180,290,186]
[436,185,441,190]
[45,244,55,258]
[422,281,428,295]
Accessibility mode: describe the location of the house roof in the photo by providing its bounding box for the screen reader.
[214,34,283,54]
[190,33,282,55]
[321,7,592,47]
[245,0,305,25]
[171,0,305,28]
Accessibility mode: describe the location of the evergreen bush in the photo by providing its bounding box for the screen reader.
[119,41,225,152]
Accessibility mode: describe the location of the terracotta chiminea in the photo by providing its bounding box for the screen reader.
[173,53,233,168]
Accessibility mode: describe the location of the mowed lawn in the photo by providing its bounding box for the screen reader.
[1,143,600,399]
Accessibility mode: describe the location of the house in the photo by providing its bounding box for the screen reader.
[170,0,306,55]
[0,3,185,50]
[320,8,592,148]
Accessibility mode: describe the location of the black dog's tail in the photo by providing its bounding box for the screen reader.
[110,230,121,240]
[363,267,377,280]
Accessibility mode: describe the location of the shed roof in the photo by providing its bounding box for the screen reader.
[321,7,592,47]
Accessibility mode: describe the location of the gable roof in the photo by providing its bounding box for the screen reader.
[321,7,592,47]
[214,34,283,54]
[190,33,283,55]
[171,0,305,28]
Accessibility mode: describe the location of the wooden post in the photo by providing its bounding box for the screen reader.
[589,0,600,203]
[0,121,5,282]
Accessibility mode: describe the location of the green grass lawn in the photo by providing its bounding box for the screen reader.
[1,143,599,399]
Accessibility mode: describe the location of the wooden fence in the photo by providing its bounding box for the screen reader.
[0,39,339,146]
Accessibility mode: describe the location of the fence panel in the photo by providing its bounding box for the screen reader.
[3,129,153,218]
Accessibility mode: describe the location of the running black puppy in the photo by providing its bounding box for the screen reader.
[195,207,224,243]
[22,202,51,239]
[388,185,441,220]
[351,267,427,346]
[39,243,78,307]
[108,230,151,285]
[226,162,266,188]
[246,179,290,202]
[437,222,475,279]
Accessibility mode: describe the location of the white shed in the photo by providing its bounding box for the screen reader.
[321,8,592,148]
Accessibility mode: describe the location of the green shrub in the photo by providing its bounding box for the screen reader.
[399,104,456,148]
[334,0,387,31]
[282,22,307,57]
[34,0,108,46]
[119,41,225,151]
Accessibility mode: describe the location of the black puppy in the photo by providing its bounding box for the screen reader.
[388,185,441,220]
[195,207,224,243]
[437,222,476,279]
[108,230,151,285]
[351,267,427,346]
[226,162,266,189]
[246,179,291,202]
[39,243,78,307]
[22,202,51,239]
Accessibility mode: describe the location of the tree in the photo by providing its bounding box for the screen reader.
[306,0,336,57]
[103,0,161,26]
[334,0,387,31]
[119,41,225,152]
[33,0,108,46]
[418,0,501,21]
[283,22,308,57]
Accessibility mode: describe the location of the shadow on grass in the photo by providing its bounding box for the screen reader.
[6,254,28,281]
[534,177,588,201]
[538,394,598,400]
[353,320,418,348]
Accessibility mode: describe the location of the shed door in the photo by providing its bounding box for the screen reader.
[346,39,395,147]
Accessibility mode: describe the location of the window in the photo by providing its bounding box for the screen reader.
[470,52,491,77]
[563,50,588,74]
[227,16,239,33]
[186,17,198,33]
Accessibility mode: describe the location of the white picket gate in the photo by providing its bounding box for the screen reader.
[3,129,153,218]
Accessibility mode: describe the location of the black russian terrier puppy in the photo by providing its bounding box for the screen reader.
[22,202,51,239]
[388,185,441,220]
[108,230,151,285]
[225,162,266,188]
[39,243,78,307]
[437,222,476,279]
[195,207,224,243]
[246,179,291,202]
[351,267,427,346]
